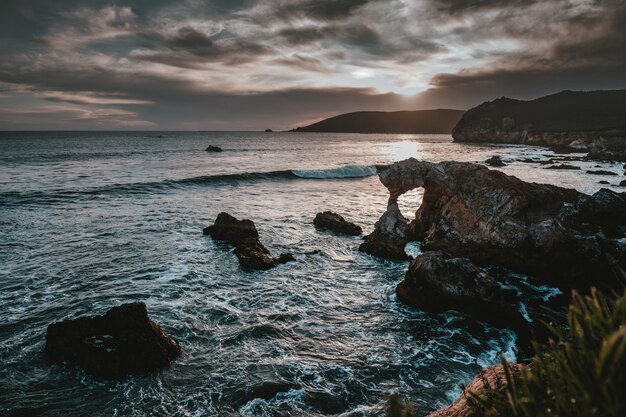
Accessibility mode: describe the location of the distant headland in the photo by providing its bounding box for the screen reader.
[290,109,464,134]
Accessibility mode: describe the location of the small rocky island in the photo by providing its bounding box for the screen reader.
[45,302,181,378]
[452,90,626,161]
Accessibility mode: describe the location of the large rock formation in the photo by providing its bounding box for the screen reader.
[313,211,362,236]
[44,302,181,378]
[426,363,524,417]
[396,252,529,341]
[372,158,626,290]
[204,212,294,270]
[452,90,626,159]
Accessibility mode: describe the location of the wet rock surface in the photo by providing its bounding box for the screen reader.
[44,302,181,378]
[396,252,529,340]
[313,211,362,236]
[359,203,411,260]
[204,212,294,271]
[426,363,524,417]
[205,145,223,152]
[485,155,506,167]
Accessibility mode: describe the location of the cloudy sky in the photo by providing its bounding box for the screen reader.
[0,0,624,130]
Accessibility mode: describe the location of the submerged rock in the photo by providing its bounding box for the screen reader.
[44,302,181,378]
[485,155,506,167]
[205,145,223,152]
[586,169,618,176]
[396,252,529,338]
[546,164,580,170]
[426,363,524,417]
[313,211,362,236]
[204,212,294,271]
[374,159,626,290]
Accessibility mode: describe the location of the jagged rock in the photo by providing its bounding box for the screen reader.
[205,145,223,152]
[599,180,610,184]
[485,155,505,167]
[426,363,524,417]
[586,169,618,176]
[204,212,294,271]
[620,180,626,187]
[359,203,411,261]
[546,164,580,170]
[396,252,529,340]
[313,211,362,236]
[44,302,181,378]
[586,137,626,162]
[374,159,626,290]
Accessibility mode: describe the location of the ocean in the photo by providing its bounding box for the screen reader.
[0,131,623,416]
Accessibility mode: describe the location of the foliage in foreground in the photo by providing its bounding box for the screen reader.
[469,288,626,417]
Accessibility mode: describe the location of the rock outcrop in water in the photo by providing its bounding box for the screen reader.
[372,159,626,290]
[359,203,411,261]
[314,211,362,236]
[452,90,626,160]
[396,252,529,338]
[44,302,181,378]
[205,145,223,152]
[204,212,294,270]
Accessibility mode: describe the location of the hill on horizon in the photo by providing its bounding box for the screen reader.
[291,109,465,134]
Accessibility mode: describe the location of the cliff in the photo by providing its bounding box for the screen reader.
[452,90,626,151]
[292,109,464,134]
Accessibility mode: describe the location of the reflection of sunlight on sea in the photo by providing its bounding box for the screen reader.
[388,140,421,161]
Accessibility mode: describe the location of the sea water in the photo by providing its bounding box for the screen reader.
[0,131,622,416]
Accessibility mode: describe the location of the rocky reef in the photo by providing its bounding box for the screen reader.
[44,302,181,378]
[313,211,362,236]
[452,90,626,160]
[396,252,529,342]
[369,158,625,291]
[204,212,294,270]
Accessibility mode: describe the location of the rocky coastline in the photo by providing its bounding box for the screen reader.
[452,90,626,161]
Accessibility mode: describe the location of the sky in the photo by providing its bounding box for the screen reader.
[0,0,624,130]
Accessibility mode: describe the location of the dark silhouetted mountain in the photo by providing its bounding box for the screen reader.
[452,90,626,147]
[291,109,464,134]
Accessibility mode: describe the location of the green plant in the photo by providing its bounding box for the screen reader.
[470,288,626,417]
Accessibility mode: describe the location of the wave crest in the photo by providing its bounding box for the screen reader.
[293,165,377,179]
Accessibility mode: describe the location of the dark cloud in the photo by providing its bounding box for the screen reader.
[432,0,538,14]
[274,0,375,21]
[132,26,273,68]
[1,0,625,129]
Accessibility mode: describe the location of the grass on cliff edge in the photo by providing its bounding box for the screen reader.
[386,286,626,417]
[468,287,626,417]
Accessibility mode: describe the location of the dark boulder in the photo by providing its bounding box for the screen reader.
[264,129,273,132]
[313,211,362,236]
[396,252,529,340]
[203,212,258,243]
[620,180,626,187]
[586,169,618,176]
[44,302,181,378]
[546,164,580,170]
[204,212,294,271]
[485,155,506,167]
[205,145,223,152]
